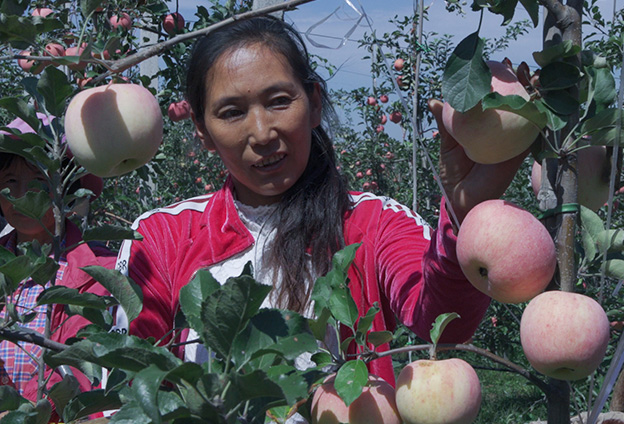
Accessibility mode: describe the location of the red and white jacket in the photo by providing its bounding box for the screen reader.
[115,178,490,385]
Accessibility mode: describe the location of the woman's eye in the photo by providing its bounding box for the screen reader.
[271,96,292,107]
[219,108,243,120]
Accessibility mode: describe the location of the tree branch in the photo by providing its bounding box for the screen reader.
[0,327,68,352]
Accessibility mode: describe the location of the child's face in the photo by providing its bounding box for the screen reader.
[193,43,322,207]
[0,157,55,244]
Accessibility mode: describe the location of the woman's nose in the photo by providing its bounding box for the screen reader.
[247,108,277,146]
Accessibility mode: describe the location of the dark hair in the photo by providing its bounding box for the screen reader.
[186,15,351,313]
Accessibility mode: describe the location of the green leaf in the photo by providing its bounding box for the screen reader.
[107,401,151,424]
[0,0,30,15]
[485,0,518,25]
[539,62,581,90]
[586,67,617,112]
[596,229,624,252]
[47,375,81,418]
[0,97,40,132]
[328,284,359,329]
[541,89,580,116]
[80,0,105,18]
[37,67,72,117]
[0,14,37,48]
[430,312,461,345]
[2,189,51,221]
[201,272,272,360]
[311,351,333,367]
[354,303,380,345]
[0,386,29,410]
[82,225,143,243]
[533,41,581,67]
[0,256,35,291]
[602,259,624,280]
[265,365,310,406]
[482,92,547,129]
[80,266,143,323]
[179,268,220,333]
[366,330,394,347]
[132,364,169,424]
[580,108,624,141]
[334,359,368,407]
[230,368,287,403]
[518,0,539,26]
[534,99,567,131]
[37,286,117,309]
[63,389,123,422]
[442,32,490,112]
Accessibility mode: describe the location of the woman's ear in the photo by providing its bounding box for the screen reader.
[191,111,216,151]
[309,83,323,129]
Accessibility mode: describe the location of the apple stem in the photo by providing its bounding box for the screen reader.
[429,343,437,361]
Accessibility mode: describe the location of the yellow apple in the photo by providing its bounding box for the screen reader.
[395,358,482,424]
[442,60,542,164]
[64,83,163,177]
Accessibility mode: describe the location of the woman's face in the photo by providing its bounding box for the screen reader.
[0,157,54,244]
[193,43,322,207]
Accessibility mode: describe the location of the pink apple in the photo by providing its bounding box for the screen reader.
[376,125,384,133]
[396,358,481,424]
[442,60,542,164]
[109,13,132,31]
[380,114,387,124]
[390,111,402,123]
[17,50,45,74]
[520,291,611,380]
[393,58,404,71]
[366,96,377,106]
[457,199,556,304]
[44,43,65,66]
[379,94,389,103]
[65,45,87,71]
[163,12,184,34]
[531,145,610,211]
[167,100,191,122]
[31,7,53,17]
[65,83,163,177]
[310,374,401,424]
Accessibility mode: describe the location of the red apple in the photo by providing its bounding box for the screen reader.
[396,75,405,89]
[310,374,401,424]
[366,96,377,106]
[376,125,384,133]
[355,172,363,179]
[65,45,87,71]
[64,83,163,177]
[393,58,404,71]
[17,50,45,74]
[167,100,191,122]
[531,145,610,211]
[365,168,373,176]
[380,114,387,125]
[520,291,611,380]
[44,43,65,66]
[442,60,542,164]
[379,94,389,103]
[390,111,402,123]
[163,12,184,34]
[396,358,481,424]
[31,7,53,17]
[109,13,132,31]
[457,199,556,304]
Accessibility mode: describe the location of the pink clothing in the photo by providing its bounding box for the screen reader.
[0,220,116,414]
[116,179,490,385]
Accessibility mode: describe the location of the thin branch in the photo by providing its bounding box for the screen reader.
[370,342,551,394]
[0,327,68,352]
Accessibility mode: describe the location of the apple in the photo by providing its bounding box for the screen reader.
[163,12,184,34]
[531,145,610,211]
[376,125,384,133]
[366,96,377,106]
[44,43,65,66]
[456,199,556,304]
[310,374,401,424]
[65,45,87,71]
[76,77,94,90]
[393,58,404,71]
[31,7,53,17]
[442,60,542,164]
[109,13,132,31]
[167,100,191,122]
[520,291,611,380]
[17,50,45,74]
[355,171,363,179]
[390,111,402,123]
[64,83,163,177]
[395,358,481,424]
[396,75,405,89]
[380,114,387,124]
[379,94,389,103]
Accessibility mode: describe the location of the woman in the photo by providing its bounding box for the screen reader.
[0,115,116,416]
[113,15,526,386]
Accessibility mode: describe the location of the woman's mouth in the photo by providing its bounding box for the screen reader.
[253,154,285,169]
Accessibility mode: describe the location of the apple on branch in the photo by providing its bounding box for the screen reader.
[520,290,611,381]
[64,83,163,178]
[456,199,556,304]
[163,12,185,34]
[310,373,401,424]
[442,60,543,164]
[396,313,482,424]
